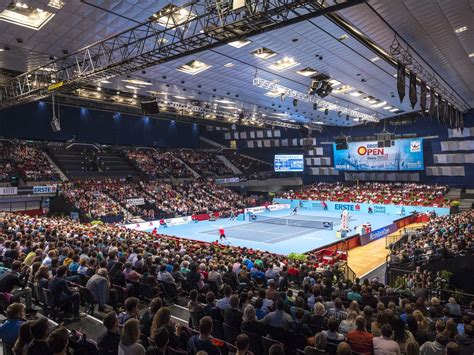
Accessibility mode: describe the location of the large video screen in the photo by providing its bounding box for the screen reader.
[274,154,304,172]
[333,138,424,171]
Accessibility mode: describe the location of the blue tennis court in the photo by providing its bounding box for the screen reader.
[144,207,395,255]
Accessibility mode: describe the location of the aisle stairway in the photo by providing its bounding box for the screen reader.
[48,145,139,179]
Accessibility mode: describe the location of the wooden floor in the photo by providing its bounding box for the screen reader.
[347,223,426,278]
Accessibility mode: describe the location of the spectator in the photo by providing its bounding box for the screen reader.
[97,311,121,355]
[261,298,292,329]
[455,324,474,354]
[150,307,182,349]
[446,342,460,355]
[48,265,81,319]
[26,318,50,355]
[118,318,145,355]
[269,343,285,355]
[187,316,220,355]
[373,324,401,355]
[140,298,162,339]
[47,327,69,355]
[336,342,352,355]
[146,327,168,355]
[306,332,329,355]
[86,268,112,312]
[234,334,249,355]
[0,303,25,349]
[322,317,344,341]
[420,333,448,355]
[0,261,34,312]
[327,298,347,324]
[224,295,243,330]
[241,304,266,336]
[118,297,139,327]
[347,315,373,354]
[13,321,33,355]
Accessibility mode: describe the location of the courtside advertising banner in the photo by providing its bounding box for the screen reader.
[0,187,17,195]
[333,138,424,171]
[32,185,57,194]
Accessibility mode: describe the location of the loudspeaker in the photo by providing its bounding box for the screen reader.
[336,142,348,150]
[384,140,391,147]
[377,141,384,148]
[141,101,159,115]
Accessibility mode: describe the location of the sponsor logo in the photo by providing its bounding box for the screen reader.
[335,204,354,211]
[373,205,386,214]
[357,145,385,156]
[410,140,421,152]
[369,227,391,241]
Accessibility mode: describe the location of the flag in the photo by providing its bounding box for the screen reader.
[429,88,436,120]
[444,100,449,125]
[397,61,406,103]
[455,109,460,130]
[438,95,444,123]
[409,71,417,109]
[420,81,427,116]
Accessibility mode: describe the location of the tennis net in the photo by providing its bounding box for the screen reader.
[249,214,333,230]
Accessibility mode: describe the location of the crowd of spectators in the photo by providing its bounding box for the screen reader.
[388,209,473,268]
[0,210,472,355]
[178,150,233,177]
[61,178,255,221]
[0,141,61,182]
[0,142,17,182]
[126,149,193,179]
[280,182,451,207]
[61,181,124,220]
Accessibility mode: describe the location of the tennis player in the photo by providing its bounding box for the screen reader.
[291,206,298,215]
[219,226,227,242]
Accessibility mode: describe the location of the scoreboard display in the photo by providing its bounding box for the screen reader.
[274,154,304,172]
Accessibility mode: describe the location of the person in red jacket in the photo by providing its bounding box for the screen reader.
[219,227,226,242]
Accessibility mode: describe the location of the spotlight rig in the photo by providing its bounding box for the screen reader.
[307,74,332,98]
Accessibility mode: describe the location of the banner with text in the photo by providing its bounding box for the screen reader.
[126,198,145,206]
[333,138,424,171]
[273,198,450,217]
[0,187,17,196]
[33,185,58,194]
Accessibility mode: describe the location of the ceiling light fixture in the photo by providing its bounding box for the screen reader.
[383,106,392,110]
[469,53,474,58]
[224,62,235,67]
[228,39,251,48]
[176,60,211,75]
[371,56,380,62]
[121,79,152,86]
[296,67,318,77]
[389,108,398,112]
[268,57,299,72]
[252,47,278,60]
[151,4,196,28]
[349,91,363,97]
[125,85,139,90]
[454,26,467,34]
[338,34,349,41]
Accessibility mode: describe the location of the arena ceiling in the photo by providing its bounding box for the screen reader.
[0,0,472,127]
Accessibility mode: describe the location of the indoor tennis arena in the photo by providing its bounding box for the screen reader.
[0,1,472,354]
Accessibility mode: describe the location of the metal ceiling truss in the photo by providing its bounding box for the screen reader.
[156,99,300,129]
[253,76,380,122]
[0,0,366,109]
